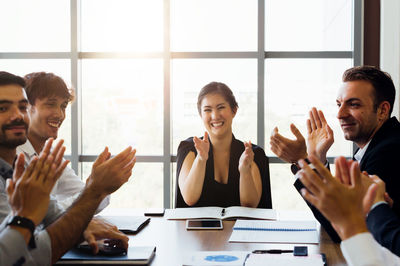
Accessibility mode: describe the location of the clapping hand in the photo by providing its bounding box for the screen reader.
[298,155,377,240]
[306,108,334,163]
[239,141,254,174]
[270,124,307,163]
[7,138,69,226]
[87,146,136,197]
[193,132,210,161]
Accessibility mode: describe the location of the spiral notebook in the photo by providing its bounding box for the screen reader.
[229,220,319,244]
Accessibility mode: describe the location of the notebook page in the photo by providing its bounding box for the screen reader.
[224,207,276,220]
[165,207,222,220]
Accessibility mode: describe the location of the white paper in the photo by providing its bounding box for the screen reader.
[223,207,276,220]
[165,207,222,220]
[245,253,324,266]
[229,220,319,244]
[165,207,276,220]
[182,251,250,266]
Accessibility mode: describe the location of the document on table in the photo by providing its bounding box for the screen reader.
[165,207,276,220]
[245,253,324,266]
[182,251,250,266]
[229,220,319,244]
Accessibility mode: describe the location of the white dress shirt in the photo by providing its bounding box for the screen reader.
[17,140,109,213]
[341,232,400,265]
[0,226,52,266]
[354,140,371,163]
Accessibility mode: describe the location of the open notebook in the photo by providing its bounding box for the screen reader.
[166,207,276,220]
[229,220,319,244]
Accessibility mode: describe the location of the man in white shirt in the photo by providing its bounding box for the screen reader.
[0,71,137,265]
[17,72,108,211]
[298,154,400,266]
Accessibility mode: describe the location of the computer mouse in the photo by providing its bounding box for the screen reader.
[77,239,127,256]
[98,240,127,256]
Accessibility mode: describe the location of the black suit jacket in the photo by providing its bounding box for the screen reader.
[367,203,400,255]
[294,117,400,244]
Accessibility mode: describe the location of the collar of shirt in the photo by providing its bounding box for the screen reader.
[353,140,371,162]
[0,157,14,180]
[16,139,38,162]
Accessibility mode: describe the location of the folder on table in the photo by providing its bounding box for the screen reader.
[100,216,150,234]
[56,246,156,265]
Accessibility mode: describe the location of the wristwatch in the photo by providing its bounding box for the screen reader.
[7,216,36,249]
[291,158,311,175]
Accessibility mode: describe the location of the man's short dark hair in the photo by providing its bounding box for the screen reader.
[0,71,25,88]
[197,82,239,115]
[343,66,396,115]
[24,72,74,105]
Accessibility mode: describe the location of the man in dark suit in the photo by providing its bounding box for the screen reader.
[298,155,400,264]
[270,66,400,249]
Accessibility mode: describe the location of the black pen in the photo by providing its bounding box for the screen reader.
[252,249,293,254]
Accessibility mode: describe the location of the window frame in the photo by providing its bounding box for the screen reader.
[0,0,362,208]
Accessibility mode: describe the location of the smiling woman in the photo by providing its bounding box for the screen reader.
[175,82,272,209]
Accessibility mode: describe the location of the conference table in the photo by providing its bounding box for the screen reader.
[100,209,346,265]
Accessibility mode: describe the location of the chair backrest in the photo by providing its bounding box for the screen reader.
[257,155,272,209]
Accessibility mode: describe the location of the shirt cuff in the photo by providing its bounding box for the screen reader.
[340,232,384,266]
[0,227,30,262]
[370,201,388,212]
[30,230,52,266]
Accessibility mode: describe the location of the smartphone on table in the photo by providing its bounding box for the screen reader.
[186,219,223,230]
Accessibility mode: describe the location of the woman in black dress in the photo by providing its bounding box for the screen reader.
[176,82,272,208]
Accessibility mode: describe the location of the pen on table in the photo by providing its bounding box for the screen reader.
[242,253,250,266]
[221,208,226,217]
[252,249,293,254]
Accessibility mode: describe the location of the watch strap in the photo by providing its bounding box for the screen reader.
[291,158,311,175]
[7,216,36,249]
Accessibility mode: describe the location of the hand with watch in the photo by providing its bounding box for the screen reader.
[6,138,69,249]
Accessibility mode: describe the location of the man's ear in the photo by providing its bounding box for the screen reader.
[378,101,391,120]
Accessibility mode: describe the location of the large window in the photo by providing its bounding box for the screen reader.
[0,0,360,210]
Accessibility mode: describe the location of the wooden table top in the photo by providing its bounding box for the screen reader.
[122,210,347,266]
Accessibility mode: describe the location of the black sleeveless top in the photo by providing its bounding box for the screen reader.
[175,135,272,208]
